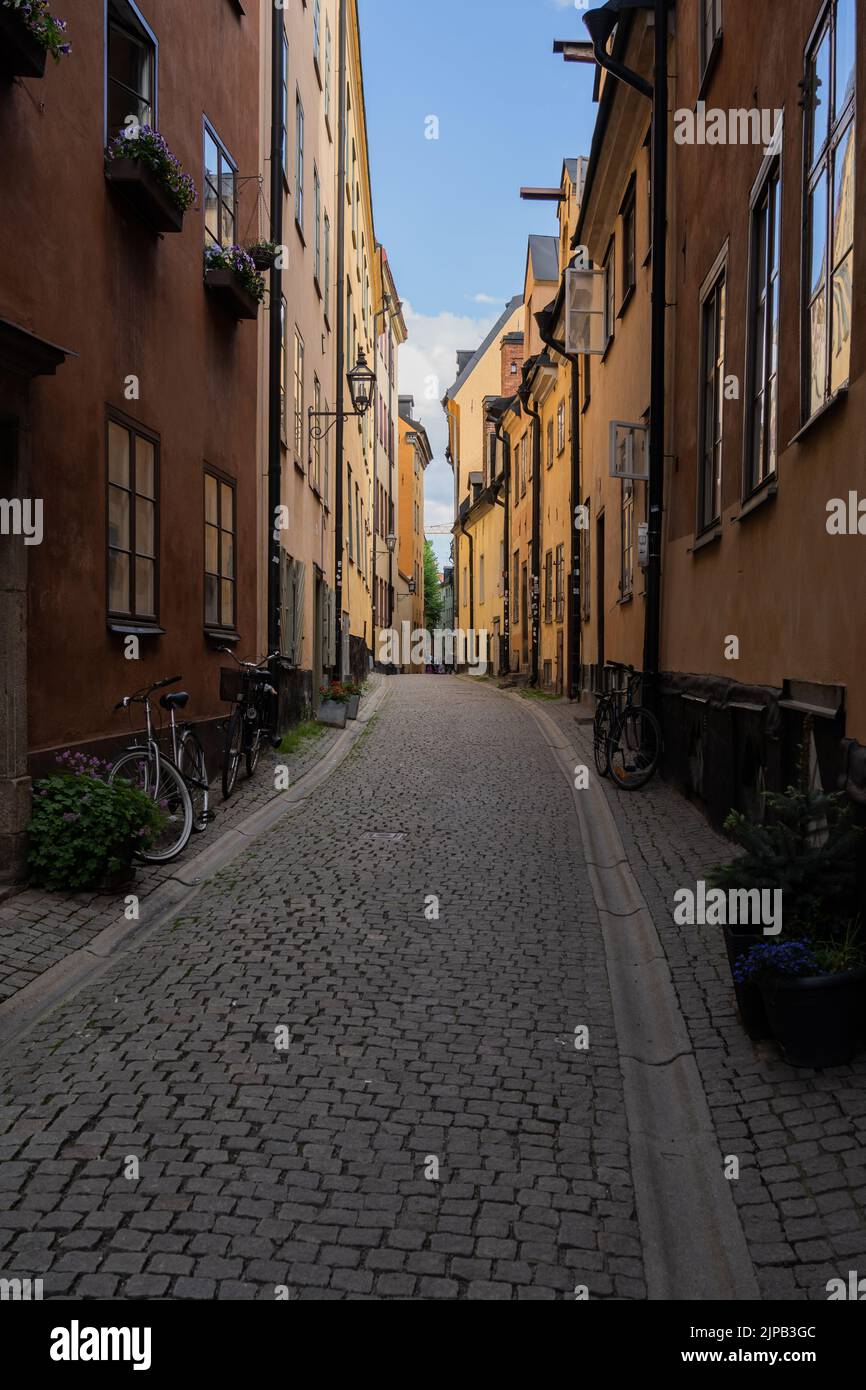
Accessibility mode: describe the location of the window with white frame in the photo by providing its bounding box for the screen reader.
[745,158,781,493]
[698,266,726,531]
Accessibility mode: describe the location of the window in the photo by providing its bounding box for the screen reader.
[698,268,726,531]
[621,480,634,598]
[557,400,566,454]
[479,555,485,606]
[280,29,289,177]
[351,144,358,240]
[700,0,723,76]
[107,414,158,621]
[323,214,331,320]
[280,297,288,440]
[555,544,565,622]
[204,123,237,248]
[107,0,156,140]
[745,159,781,493]
[204,470,235,631]
[293,329,305,459]
[621,183,636,302]
[544,550,553,623]
[547,418,554,469]
[603,239,615,346]
[803,0,856,418]
[313,0,321,70]
[520,436,527,496]
[295,95,305,231]
[323,398,330,506]
[354,481,361,566]
[324,20,332,128]
[312,376,322,491]
[314,166,321,287]
[512,551,520,623]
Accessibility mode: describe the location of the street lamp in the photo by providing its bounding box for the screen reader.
[385,532,397,555]
[308,348,376,445]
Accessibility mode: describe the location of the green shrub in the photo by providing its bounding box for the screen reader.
[28,773,165,891]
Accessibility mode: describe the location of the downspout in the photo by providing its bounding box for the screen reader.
[520,389,542,686]
[333,0,348,675]
[267,10,285,658]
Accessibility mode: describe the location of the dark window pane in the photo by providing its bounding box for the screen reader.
[109,550,131,614]
[832,121,855,263]
[810,28,832,167]
[136,438,155,498]
[136,557,155,618]
[809,173,828,296]
[205,523,219,574]
[108,422,130,487]
[135,497,154,558]
[205,574,219,626]
[108,486,130,550]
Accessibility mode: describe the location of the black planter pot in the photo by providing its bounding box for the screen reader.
[722,923,772,1040]
[249,247,276,271]
[0,10,48,80]
[105,158,185,234]
[760,967,866,1068]
[204,267,261,320]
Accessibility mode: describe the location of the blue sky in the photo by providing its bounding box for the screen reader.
[358,0,598,565]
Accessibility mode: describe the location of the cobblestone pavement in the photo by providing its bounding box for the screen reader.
[0,676,643,1301]
[0,706,352,1003]
[533,692,866,1302]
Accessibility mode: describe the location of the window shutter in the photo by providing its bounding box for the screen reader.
[327,587,337,667]
[279,551,295,660]
[292,560,306,666]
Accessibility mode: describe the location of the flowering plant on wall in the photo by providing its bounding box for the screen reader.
[204,245,266,302]
[2,0,70,60]
[105,126,197,214]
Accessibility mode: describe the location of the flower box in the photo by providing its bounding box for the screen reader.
[204,267,261,321]
[760,968,866,1069]
[0,7,48,79]
[317,699,347,730]
[105,158,185,234]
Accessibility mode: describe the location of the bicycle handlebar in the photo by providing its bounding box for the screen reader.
[114,675,182,711]
[219,648,280,670]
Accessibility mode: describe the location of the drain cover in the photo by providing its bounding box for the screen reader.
[365,832,406,843]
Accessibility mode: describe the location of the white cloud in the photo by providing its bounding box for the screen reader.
[468,292,504,306]
[396,299,499,555]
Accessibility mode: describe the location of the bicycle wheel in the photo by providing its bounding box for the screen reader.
[222,707,244,800]
[609,706,662,791]
[109,751,194,862]
[179,729,210,833]
[593,701,614,779]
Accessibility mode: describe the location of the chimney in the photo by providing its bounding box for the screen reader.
[501,332,525,398]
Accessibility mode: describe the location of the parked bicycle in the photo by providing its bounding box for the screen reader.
[592,661,662,790]
[109,675,207,862]
[219,649,279,800]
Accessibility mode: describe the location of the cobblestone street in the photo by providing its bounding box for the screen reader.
[0,677,863,1301]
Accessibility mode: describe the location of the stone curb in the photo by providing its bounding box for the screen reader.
[475,680,760,1302]
[0,681,391,1056]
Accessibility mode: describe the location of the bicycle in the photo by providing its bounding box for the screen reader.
[219,649,279,801]
[593,661,662,790]
[109,675,195,862]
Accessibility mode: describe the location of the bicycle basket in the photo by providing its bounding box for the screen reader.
[219,667,245,704]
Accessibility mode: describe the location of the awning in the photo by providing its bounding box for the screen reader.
[0,317,77,379]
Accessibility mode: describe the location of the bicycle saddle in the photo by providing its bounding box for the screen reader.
[160,691,190,711]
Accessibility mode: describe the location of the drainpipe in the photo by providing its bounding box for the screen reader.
[333,0,348,675]
[584,0,671,712]
[267,11,285,659]
[520,390,542,686]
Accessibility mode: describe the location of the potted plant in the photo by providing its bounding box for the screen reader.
[734,933,866,1068]
[204,244,265,320]
[246,240,280,271]
[317,681,349,729]
[105,126,197,235]
[0,1,70,80]
[28,751,166,893]
[343,681,363,720]
[708,730,863,1040]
